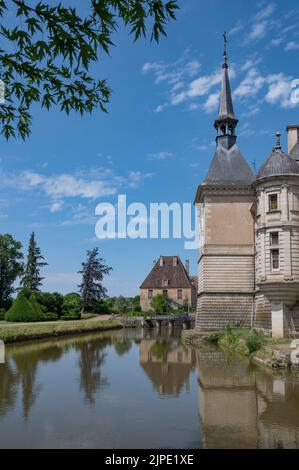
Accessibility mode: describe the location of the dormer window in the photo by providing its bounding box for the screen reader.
[162,279,169,287]
[173,257,178,267]
[269,194,278,212]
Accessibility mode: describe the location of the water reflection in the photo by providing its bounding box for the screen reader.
[140,330,196,396]
[197,348,299,449]
[0,329,299,448]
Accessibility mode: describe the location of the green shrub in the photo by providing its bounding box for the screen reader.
[35,292,64,317]
[245,332,263,354]
[60,310,81,321]
[42,312,59,321]
[0,308,6,321]
[5,294,41,323]
[62,293,82,313]
[204,332,223,345]
[150,294,169,314]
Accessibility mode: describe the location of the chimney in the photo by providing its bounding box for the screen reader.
[185,260,190,275]
[160,257,164,267]
[286,125,299,154]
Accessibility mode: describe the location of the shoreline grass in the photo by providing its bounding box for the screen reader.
[0,319,123,344]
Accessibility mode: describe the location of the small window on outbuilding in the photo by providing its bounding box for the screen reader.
[269,194,278,212]
[177,289,183,300]
[271,249,280,270]
[163,290,168,298]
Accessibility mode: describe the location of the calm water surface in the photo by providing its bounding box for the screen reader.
[0,328,299,449]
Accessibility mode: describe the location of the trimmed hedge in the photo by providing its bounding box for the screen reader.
[5,294,59,323]
[5,294,41,323]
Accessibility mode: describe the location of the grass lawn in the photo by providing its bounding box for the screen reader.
[0,319,122,344]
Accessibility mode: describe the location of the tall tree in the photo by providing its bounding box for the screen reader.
[78,248,112,312]
[0,0,178,140]
[0,234,24,305]
[21,232,48,291]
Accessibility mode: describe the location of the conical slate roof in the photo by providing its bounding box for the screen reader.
[256,148,299,180]
[204,144,255,185]
[215,65,237,124]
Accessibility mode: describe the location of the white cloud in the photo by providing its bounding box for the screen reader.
[234,69,265,100]
[50,201,63,213]
[285,41,299,51]
[202,92,220,114]
[148,152,174,161]
[248,21,268,41]
[255,3,276,21]
[265,73,297,108]
[21,171,116,199]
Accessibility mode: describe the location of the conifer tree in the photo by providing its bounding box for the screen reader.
[21,232,48,291]
[78,248,112,313]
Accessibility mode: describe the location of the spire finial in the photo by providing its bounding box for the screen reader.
[275,131,282,150]
[223,31,228,68]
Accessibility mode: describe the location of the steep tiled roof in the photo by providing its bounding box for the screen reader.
[140,256,192,289]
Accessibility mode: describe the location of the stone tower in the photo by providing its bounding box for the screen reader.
[254,133,299,337]
[194,39,256,331]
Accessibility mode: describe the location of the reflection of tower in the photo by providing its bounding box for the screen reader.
[139,338,196,396]
[197,350,258,449]
[254,369,299,449]
[197,349,299,449]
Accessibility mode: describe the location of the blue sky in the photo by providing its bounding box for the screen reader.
[1,0,299,296]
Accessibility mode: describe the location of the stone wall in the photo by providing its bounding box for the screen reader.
[140,287,193,312]
[253,292,272,333]
[196,294,253,331]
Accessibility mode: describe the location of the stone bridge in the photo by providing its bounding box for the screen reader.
[142,314,195,330]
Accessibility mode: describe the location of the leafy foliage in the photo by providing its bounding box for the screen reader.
[0,234,24,305]
[35,291,64,316]
[60,310,81,321]
[0,0,178,139]
[150,294,169,314]
[62,292,82,313]
[21,232,48,291]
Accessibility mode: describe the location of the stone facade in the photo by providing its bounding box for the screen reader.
[194,42,299,337]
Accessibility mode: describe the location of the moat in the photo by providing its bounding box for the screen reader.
[1,328,299,449]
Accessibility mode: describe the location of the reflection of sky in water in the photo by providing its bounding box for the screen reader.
[0,330,299,449]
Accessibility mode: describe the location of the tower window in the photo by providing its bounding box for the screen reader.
[148,290,153,300]
[271,249,280,270]
[270,232,279,245]
[269,194,278,212]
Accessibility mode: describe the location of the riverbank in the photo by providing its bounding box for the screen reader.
[182,327,299,369]
[0,318,122,344]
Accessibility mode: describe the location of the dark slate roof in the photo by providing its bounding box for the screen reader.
[291,142,299,160]
[140,257,192,289]
[215,65,237,123]
[256,148,299,180]
[204,144,255,185]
